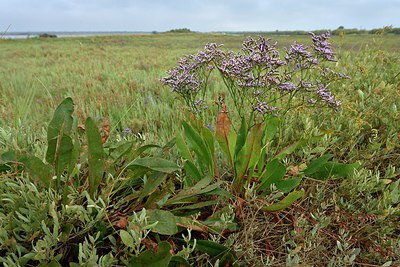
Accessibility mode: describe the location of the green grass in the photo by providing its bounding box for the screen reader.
[0,33,399,266]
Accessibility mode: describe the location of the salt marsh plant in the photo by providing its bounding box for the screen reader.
[162,32,357,203]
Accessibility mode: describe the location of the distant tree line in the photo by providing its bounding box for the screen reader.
[223,26,400,36]
[273,26,400,36]
[167,28,192,33]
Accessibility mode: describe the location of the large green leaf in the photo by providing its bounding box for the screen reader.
[19,155,52,188]
[273,139,307,160]
[191,240,237,266]
[169,256,190,267]
[175,133,193,162]
[129,241,172,267]
[236,123,263,180]
[183,160,202,184]
[303,154,333,176]
[127,157,179,173]
[234,118,248,159]
[45,97,74,177]
[246,123,263,171]
[263,116,279,142]
[85,117,105,196]
[201,126,215,156]
[182,121,212,173]
[258,159,287,191]
[262,189,305,211]
[192,240,229,256]
[309,162,360,180]
[147,209,178,235]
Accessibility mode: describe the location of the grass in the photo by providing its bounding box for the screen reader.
[0,32,399,266]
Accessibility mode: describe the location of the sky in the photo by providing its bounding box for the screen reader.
[1,0,399,32]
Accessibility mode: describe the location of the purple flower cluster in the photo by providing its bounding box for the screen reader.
[218,52,252,81]
[160,67,201,96]
[279,82,297,91]
[316,83,341,110]
[161,32,347,117]
[284,42,319,70]
[254,101,279,116]
[310,32,336,61]
[160,43,224,111]
[242,37,285,68]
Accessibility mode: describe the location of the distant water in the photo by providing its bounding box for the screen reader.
[1,32,152,39]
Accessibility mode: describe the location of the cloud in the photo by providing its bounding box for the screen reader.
[1,0,399,32]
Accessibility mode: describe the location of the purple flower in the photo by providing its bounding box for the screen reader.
[279,82,297,91]
[254,101,278,116]
[242,37,285,68]
[309,32,336,61]
[300,80,313,89]
[315,83,341,109]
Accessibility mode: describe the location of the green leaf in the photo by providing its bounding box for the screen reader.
[201,126,215,156]
[236,123,263,180]
[175,133,193,161]
[166,176,222,205]
[183,160,202,184]
[19,155,52,188]
[1,150,18,162]
[263,116,279,142]
[39,260,62,267]
[172,199,220,211]
[0,151,17,172]
[139,172,168,202]
[246,123,263,170]
[129,241,172,267]
[259,159,287,191]
[127,157,179,173]
[109,141,133,160]
[275,178,302,193]
[309,162,360,180]
[273,139,306,160]
[190,240,237,266]
[147,209,178,235]
[303,154,333,176]
[120,230,134,248]
[192,240,229,256]
[132,144,162,159]
[46,97,74,177]
[182,121,212,173]
[262,189,305,211]
[234,118,248,158]
[169,256,190,267]
[86,117,105,196]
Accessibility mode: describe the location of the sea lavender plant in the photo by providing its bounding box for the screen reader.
[162,33,355,200]
[161,32,348,125]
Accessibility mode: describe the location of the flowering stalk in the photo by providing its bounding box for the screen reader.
[162,32,347,128]
[161,33,349,195]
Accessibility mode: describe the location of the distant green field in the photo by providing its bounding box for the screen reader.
[0,33,399,265]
